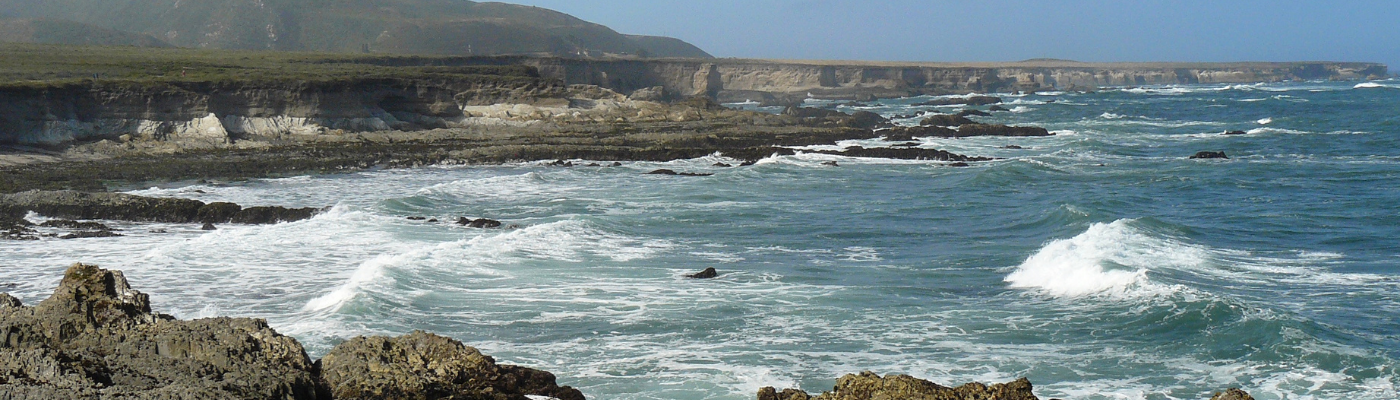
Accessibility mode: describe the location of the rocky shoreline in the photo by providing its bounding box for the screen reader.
[1,265,1257,400]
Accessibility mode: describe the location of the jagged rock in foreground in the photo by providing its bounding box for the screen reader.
[0,264,585,400]
[1210,388,1255,400]
[320,331,584,400]
[758,371,1038,400]
[0,263,320,399]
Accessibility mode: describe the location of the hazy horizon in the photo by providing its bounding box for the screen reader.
[499,0,1399,72]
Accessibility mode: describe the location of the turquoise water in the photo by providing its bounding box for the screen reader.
[4,80,1400,399]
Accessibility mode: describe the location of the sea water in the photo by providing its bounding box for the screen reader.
[3,80,1400,400]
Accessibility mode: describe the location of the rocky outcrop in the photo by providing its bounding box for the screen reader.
[0,263,321,399]
[1210,388,1255,400]
[1190,151,1229,159]
[758,371,1038,400]
[881,124,1051,140]
[319,331,584,400]
[818,146,993,162]
[0,264,587,400]
[687,268,719,279]
[0,190,322,225]
[920,114,977,127]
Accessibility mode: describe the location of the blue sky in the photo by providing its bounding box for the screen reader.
[499,0,1398,71]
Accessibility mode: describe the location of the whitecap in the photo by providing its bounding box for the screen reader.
[1005,219,1206,298]
[1009,106,1034,113]
[1257,117,1273,125]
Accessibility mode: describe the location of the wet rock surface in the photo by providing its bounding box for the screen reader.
[320,331,584,400]
[1191,151,1229,159]
[820,146,993,162]
[687,268,719,279]
[0,265,588,400]
[758,371,1038,400]
[1210,388,1255,400]
[920,114,977,127]
[0,190,322,226]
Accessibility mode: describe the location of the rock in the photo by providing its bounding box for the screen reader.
[1,215,38,241]
[920,114,977,127]
[0,190,205,223]
[822,161,840,166]
[229,206,321,224]
[611,162,623,167]
[0,264,321,399]
[783,107,846,119]
[1190,151,1229,159]
[954,124,1053,137]
[201,223,218,230]
[647,169,713,176]
[739,160,757,167]
[469,218,502,229]
[1224,130,1248,135]
[319,330,585,400]
[713,162,733,167]
[38,220,115,231]
[628,86,668,102]
[1210,388,1255,400]
[407,216,427,221]
[882,125,958,141]
[550,159,575,167]
[686,267,719,279]
[427,218,439,223]
[586,163,602,167]
[957,109,993,117]
[1001,145,1025,149]
[989,105,1010,112]
[0,292,21,308]
[59,230,123,239]
[848,111,893,130]
[948,162,971,167]
[196,202,243,223]
[758,371,1038,400]
[913,96,1002,107]
[819,146,992,162]
[892,142,921,147]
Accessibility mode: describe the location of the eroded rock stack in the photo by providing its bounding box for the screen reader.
[0,264,585,400]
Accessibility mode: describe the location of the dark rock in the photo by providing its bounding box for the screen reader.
[58,230,124,239]
[882,125,958,141]
[201,223,218,230]
[1224,130,1248,135]
[229,206,321,224]
[892,142,921,147]
[949,162,971,167]
[957,109,993,117]
[848,110,893,130]
[320,330,585,400]
[39,220,115,231]
[822,161,840,166]
[782,107,846,119]
[0,264,321,399]
[586,163,602,167]
[0,190,204,223]
[920,114,977,127]
[427,218,439,223]
[407,216,427,221]
[647,169,713,176]
[759,371,1038,400]
[1001,145,1025,149]
[196,201,242,223]
[1190,151,1229,159]
[820,146,992,162]
[686,267,719,279]
[713,162,733,167]
[550,159,574,167]
[611,162,623,166]
[468,218,502,229]
[914,96,1003,107]
[739,160,757,167]
[955,124,1053,137]
[1211,388,1255,400]
[989,105,1010,112]
[1,215,39,240]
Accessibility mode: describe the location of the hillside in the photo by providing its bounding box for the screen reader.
[0,18,171,48]
[0,0,712,58]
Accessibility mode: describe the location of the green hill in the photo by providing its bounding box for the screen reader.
[0,0,712,58]
[0,18,172,48]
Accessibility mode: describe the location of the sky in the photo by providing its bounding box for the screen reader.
[496,0,1399,71]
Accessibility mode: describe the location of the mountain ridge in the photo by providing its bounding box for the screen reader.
[0,0,712,58]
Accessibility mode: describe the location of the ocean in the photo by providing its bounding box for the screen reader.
[4,79,1400,400]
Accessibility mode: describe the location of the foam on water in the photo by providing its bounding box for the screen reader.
[1005,220,1205,298]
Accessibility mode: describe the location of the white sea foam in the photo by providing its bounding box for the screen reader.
[1009,106,1033,113]
[1005,220,1206,298]
[1257,117,1274,125]
[1354,82,1398,89]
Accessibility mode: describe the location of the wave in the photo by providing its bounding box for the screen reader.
[1005,219,1204,298]
[1257,117,1273,125]
[1355,82,1400,89]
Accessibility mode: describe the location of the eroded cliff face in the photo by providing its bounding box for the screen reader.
[510,58,1390,103]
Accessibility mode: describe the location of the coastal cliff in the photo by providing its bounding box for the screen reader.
[505,58,1390,103]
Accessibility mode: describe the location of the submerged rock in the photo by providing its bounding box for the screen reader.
[320,331,585,400]
[1,215,38,240]
[1223,130,1248,135]
[58,230,123,239]
[647,169,714,177]
[920,114,977,127]
[822,161,840,166]
[957,109,993,117]
[818,146,992,162]
[687,267,719,279]
[989,105,1010,112]
[759,371,1038,400]
[1190,151,1229,159]
[456,217,503,228]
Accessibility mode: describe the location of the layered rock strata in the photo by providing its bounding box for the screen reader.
[0,264,584,400]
